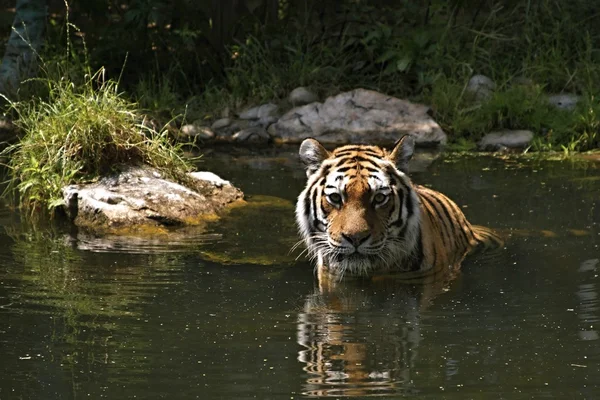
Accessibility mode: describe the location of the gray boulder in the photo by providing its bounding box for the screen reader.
[466,74,495,101]
[548,93,580,111]
[232,127,271,143]
[213,119,251,139]
[478,129,534,151]
[238,106,261,120]
[239,103,279,120]
[257,103,278,118]
[211,118,232,130]
[249,116,278,129]
[62,166,243,234]
[289,87,318,106]
[268,88,447,146]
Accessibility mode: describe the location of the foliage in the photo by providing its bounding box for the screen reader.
[1,63,195,215]
[2,0,600,150]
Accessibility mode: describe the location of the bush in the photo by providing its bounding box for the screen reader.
[1,67,194,216]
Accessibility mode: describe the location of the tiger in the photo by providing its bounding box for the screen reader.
[295,135,503,286]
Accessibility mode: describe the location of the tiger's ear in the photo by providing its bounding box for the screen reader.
[388,135,415,173]
[299,138,330,177]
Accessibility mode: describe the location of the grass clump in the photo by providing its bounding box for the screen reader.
[1,67,194,216]
[426,76,600,151]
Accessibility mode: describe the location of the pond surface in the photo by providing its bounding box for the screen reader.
[1,147,599,399]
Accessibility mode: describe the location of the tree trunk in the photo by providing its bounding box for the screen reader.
[0,0,47,99]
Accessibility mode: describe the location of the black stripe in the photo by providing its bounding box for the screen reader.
[310,179,323,229]
[405,189,414,219]
[320,200,328,217]
[335,150,382,157]
[335,157,352,167]
[409,230,423,271]
[334,145,363,152]
[428,193,458,249]
[390,190,405,227]
[421,194,450,248]
[446,198,476,243]
[334,145,382,153]
[303,195,311,226]
[336,166,354,173]
[334,155,381,169]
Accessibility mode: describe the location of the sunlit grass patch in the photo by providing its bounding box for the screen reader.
[1,68,195,216]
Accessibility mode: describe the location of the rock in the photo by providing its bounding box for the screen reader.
[179,124,215,141]
[478,130,534,151]
[249,116,278,129]
[211,118,232,130]
[62,165,243,234]
[213,119,251,140]
[239,103,279,120]
[289,87,318,106]
[239,106,261,120]
[548,93,580,111]
[257,103,278,118]
[189,171,231,187]
[268,88,447,146]
[466,74,496,101]
[232,127,271,143]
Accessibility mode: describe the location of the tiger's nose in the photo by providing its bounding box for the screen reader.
[341,231,371,247]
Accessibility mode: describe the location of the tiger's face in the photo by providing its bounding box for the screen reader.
[296,136,421,278]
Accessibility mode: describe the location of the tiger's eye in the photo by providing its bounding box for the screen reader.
[327,193,342,204]
[373,193,388,204]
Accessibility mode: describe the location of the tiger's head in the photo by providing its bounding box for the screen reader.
[295,136,421,278]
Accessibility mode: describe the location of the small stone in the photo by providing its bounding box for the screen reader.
[289,87,318,106]
[232,127,270,143]
[238,106,261,120]
[257,103,278,118]
[548,93,580,111]
[466,74,495,101]
[180,124,196,137]
[211,118,232,130]
[478,130,534,151]
[196,127,215,139]
[179,124,215,140]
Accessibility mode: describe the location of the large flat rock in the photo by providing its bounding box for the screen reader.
[63,166,243,234]
[268,88,447,146]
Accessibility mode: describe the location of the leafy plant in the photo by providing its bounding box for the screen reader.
[1,66,194,216]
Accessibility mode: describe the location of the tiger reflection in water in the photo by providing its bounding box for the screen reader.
[296,278,443,397]
[293,136,503,396]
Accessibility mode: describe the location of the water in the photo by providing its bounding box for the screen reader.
[0,147,599,399]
